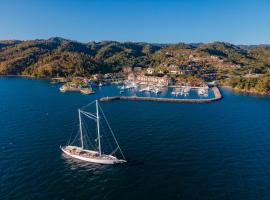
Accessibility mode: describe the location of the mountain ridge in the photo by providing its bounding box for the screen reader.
[0,37,269,78]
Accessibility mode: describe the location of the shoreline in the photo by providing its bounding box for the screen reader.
[100,86,222,103]
[2,75,268,97]
[221,85,270,96]
[0,74,35,78]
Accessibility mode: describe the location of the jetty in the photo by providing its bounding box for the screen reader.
[100,86,222,103]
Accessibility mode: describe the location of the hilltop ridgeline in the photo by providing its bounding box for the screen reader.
[0,37,269,77]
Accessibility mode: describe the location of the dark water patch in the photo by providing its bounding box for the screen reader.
[1,77,270,200]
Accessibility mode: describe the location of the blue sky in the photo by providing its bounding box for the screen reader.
[0,0,269,44]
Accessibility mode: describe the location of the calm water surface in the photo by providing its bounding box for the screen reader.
[1,77,270,200]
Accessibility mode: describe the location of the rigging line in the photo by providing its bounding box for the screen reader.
[85,125,96,146]
[70,130,79,145]
[100,122,114,153]
[67,116,80,145]
[81,117,96,150]
[68,119,80,146]
[82,114,96,148]
[69,124,79,144]
[80,111,97,121]
[100,121,114,153]
[80,110,97,119]
[99,104,126,160]
[79,100,96,111]
[110,146,119,156]
[85,131,96,150]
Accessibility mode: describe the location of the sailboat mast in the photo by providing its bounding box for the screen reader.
[96,100,101,156]
[78,109,84,149]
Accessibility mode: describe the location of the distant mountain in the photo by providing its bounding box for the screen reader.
[0,40,22,49]
[238,44,270,50]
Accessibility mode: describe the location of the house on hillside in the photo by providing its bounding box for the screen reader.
[146,67,155,75]
[168,68,183,75]
[122,66,132,74]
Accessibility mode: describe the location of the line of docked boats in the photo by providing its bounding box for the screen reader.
[171,86,209,97]
[171,86,191,97]
[119,81,164,94]
[118,82,209,97]
[197,87,209,96]
[59,79,209,97]
[139,85,162,94]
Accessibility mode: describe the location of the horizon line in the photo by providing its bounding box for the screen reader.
[0,36,270,46]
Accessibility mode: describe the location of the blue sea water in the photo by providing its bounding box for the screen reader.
[1,77,270,200]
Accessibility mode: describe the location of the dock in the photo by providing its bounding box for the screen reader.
[100,86,222,103]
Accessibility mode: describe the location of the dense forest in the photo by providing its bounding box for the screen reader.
[0,37,269,93]
[0,37,162,77]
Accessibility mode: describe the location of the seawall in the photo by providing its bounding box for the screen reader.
[100,86,222,103]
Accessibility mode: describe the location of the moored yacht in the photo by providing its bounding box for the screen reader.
[59,85,66,92]
[198,87,208,96]
[61,100,126,165]
[139,86,151,92]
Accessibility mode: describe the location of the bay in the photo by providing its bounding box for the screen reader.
[1,77,270,200]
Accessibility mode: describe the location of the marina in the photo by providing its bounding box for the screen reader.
[93,79,215,98]
[100,86,221,103]
[96,80,220,103]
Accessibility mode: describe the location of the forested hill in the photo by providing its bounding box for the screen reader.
[0,37,270,78]
[0,37,163,77]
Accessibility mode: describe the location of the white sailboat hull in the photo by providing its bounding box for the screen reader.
[61,146,126,165]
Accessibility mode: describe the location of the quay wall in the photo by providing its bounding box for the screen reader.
[100,86,222,103]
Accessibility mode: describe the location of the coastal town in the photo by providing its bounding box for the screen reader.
[55,64,218,101]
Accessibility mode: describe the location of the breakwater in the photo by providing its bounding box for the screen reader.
[100,86,222,103]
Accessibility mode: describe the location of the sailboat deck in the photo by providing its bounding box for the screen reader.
[63,146,117,160]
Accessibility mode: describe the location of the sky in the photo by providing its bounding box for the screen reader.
[0,0,270,44]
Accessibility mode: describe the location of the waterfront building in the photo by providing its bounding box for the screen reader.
[101,73,126,83]
[127,73,171,86]
[136,75,172,86]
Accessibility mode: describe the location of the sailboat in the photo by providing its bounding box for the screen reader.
[60,100,126,165]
